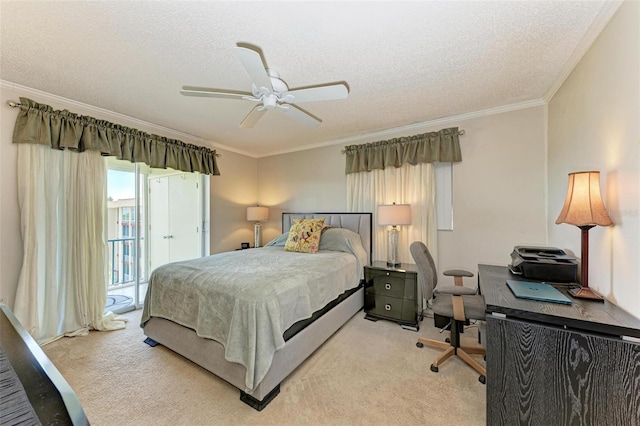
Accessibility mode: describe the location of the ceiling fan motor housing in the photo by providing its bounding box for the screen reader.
[263,94,278,109]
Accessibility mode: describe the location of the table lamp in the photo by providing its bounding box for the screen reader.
[555,171,612,301]
[247,206,269,248]
[378,203,411,267]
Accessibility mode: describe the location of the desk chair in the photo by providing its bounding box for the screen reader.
[410,241,486,384]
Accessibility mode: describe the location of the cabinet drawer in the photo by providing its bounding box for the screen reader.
[367,294,404,320]
[370,273,407,299]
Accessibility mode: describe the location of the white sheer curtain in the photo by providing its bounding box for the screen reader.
[14,144,126,344]
[347,162,437,266]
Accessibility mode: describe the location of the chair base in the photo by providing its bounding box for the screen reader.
[417,336,487,380]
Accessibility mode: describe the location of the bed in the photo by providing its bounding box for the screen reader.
[141,212,372,410]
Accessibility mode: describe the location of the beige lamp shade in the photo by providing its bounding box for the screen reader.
[555,171,612,227]
[247,206,269,222]
[378,203,412,226]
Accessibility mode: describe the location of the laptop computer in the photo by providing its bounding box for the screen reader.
[506,280,572,305]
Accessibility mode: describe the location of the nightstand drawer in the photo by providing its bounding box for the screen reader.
[370,273,407,299]
[367,294,404,320]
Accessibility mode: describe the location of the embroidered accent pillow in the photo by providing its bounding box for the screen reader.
[284,218,325,253]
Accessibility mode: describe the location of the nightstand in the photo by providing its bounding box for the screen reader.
[364,261,420,331]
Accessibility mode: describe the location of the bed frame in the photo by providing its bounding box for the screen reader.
[142,212,372,410]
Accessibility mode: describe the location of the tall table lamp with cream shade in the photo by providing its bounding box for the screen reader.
[556,171,612,301]
[378,203,412,267]
[247,206,269,248]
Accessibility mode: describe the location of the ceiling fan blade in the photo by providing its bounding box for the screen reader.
[283,83,349,104]
[180,86,250,99]
[279,104,322,128]
[239,105,267,128]
[234,46,273,92]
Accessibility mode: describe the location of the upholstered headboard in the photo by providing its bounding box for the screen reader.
[282,212,373,264]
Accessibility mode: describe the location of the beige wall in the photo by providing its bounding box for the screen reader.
[258,106,548,276]
[0,84,256,309]
[438,107,547,272]
[257,144,347,243]
[548,0,639,318]
[209,150,258,253]
[0,86,23,310]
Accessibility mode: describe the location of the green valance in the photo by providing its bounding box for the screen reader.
[12,97,220,175]
[344,127,462,174]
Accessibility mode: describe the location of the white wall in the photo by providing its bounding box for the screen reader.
[257,105,548,276]
[0,83,256,309]
[548,0,639,318]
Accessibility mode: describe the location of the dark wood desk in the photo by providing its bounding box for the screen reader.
[478,264,640,425]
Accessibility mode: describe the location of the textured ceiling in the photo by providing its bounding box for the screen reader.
[1,1,614,157]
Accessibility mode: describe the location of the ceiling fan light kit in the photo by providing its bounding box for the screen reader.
[180,44,349,128]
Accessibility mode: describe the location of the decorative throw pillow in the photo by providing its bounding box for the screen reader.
[284,218,325,253]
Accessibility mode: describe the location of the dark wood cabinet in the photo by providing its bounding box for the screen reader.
[0,304,89,425]
[479,264,640,425]
[364,262,420,331]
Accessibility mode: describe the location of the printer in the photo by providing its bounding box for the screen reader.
[509,246,578,283]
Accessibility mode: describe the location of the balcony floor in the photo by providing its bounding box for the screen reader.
[106,283,148,314]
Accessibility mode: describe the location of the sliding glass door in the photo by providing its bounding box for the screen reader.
[106,158,205,313]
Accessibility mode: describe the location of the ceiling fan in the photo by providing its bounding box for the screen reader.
[180,44,349,128]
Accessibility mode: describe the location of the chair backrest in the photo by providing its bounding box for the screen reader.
[410,241,438,301]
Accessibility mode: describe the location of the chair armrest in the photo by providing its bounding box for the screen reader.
[443,269,474,278]
[443,269,474,286]
[434,285,477,296]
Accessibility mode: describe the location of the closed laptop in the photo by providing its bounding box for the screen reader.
[506,280,572,305]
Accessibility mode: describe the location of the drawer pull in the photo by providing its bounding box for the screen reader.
[385,283,392,290]
[386,272,390,276]
[385,304,392,311]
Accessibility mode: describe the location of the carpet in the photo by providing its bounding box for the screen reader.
[42,309,486,425]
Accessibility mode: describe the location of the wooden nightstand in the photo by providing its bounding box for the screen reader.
[364,261,420,331]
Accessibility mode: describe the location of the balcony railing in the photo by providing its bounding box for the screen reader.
[108,237,136,287]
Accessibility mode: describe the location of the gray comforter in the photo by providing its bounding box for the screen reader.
[141,233,366,392]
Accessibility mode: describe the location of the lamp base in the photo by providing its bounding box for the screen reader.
[386,261,401,268]
[568,286,604,302]
[386,226,400,268]
[254,222,262,248]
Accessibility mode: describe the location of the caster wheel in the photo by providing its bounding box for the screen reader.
[479,375,486,384]
[416,342,424,348]
[430,364,439,373]
[445,337,450,343]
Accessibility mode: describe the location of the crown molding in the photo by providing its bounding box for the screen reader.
[0,80,256,158]
[2,80,546,160]
[543,0,622,103]
[258,98,546,158]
